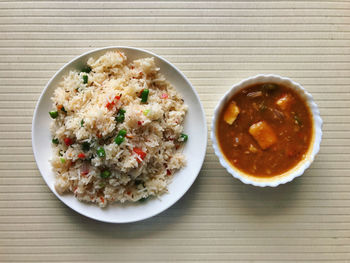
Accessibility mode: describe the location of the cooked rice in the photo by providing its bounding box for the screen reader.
[50,51,187,207]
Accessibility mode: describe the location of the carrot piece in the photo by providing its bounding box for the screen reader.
[64,137,73,146]
[105,101,115,110]
[133,147,146,163]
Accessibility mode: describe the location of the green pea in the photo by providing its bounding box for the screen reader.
[82,75,88,84]
[49,111,58,119]
[100,170,111,179]
[114,129,127,145]
[114,135,124,145]
[118,129,127,137]
[96,147,106,158]
[179,133,188,142]
[115,109,126,123]
[141,89,149,103]
[52,138,59,144]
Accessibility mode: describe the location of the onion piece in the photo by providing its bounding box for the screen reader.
[247,91,263,98]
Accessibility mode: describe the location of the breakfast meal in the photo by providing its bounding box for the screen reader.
[49,50,188,207]
[217,82,313,177]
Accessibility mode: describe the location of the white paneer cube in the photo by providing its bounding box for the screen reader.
[223,101,240,125]
[276,94,293,110]
[249,121,277,150]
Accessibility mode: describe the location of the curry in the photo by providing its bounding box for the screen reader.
[217,83,313,177]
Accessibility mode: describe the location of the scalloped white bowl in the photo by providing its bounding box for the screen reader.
[211,74,323,187]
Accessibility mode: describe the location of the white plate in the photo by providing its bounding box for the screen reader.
[32,46,207,223]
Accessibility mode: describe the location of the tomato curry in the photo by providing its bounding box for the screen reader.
[217,83,313,177]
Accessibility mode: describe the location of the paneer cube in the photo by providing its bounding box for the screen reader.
[249,121,277,150]
[276,94,293,110]
[223,101,240,125]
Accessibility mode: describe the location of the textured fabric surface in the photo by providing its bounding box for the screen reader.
[0,1,350,262]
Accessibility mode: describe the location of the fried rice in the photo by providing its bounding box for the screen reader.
[49,50,188,207]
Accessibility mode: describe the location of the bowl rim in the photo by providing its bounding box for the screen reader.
[211,74,323,187]
[31,46,207,223]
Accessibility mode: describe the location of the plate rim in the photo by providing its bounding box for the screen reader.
[31,46,207,223]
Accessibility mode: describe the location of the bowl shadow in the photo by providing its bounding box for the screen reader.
[232,173,304,217]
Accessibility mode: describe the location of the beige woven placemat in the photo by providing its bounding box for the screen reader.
[1,1,350,262]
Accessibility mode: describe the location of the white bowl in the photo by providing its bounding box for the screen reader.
[211,74,323,187]
[32,46,207,223]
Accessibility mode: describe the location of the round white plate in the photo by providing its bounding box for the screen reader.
[32,46,207,223]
